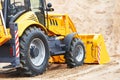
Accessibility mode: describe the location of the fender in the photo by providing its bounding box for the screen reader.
[64,33,77,51]
[16,20,47,37]
[13,11,47,37]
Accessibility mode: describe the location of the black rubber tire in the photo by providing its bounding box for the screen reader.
[65,38,85,68]
[18,26,49,76]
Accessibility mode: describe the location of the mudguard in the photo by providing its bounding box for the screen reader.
[64,33,77,52]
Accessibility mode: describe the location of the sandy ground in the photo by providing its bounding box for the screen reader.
[0,55,120,80]
[0,0,120,80]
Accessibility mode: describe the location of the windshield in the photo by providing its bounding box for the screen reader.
[9,0,27,15]
[0,0,30,16]
[30,0,41,12]
[10,0,24,5]
[1,0,44,15]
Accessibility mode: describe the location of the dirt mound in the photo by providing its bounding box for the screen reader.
[0,0,120,80]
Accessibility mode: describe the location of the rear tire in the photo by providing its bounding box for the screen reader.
[18,26,49,76]
[65,38,85,68]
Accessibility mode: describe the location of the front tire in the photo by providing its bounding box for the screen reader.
[18,26,49,76]
[65,38,85,68]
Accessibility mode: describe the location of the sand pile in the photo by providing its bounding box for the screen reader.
[0,1,120,80]
[47,0,120,55]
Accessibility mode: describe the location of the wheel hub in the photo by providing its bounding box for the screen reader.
[30,46,39,58]
[75,45,84,62]
[29,38,45,66]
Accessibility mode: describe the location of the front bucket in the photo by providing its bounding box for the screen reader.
[79,34,110,64]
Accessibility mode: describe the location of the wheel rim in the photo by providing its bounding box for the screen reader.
[29,38,45,66]
[75,45,84,62]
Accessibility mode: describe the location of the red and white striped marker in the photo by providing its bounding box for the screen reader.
[97,45,101,63]
[15,30,20,57]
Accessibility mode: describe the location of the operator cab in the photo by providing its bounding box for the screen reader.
[1,0,53,27]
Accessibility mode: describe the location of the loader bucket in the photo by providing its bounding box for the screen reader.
[78,34,110,64]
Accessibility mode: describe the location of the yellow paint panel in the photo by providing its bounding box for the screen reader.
[16,11,47,37]
[47,14,77,36]
[79,34,110,64]
[0,29,11,46]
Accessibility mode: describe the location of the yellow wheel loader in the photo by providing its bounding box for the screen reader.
[0,0,110,76]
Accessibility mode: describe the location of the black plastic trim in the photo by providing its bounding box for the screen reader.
[64,33,77,51]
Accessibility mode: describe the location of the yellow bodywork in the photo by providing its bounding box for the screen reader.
[79,34,110,64]
[0,28,11,46]
[48,14,110,64]
[15,11,48,37]
[47,14,77,36]
[0,4,11,46]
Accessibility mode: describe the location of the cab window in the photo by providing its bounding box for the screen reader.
[9,0,26,15]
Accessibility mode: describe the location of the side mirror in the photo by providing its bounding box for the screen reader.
[47,3,52,8]
[46,3,54,12]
